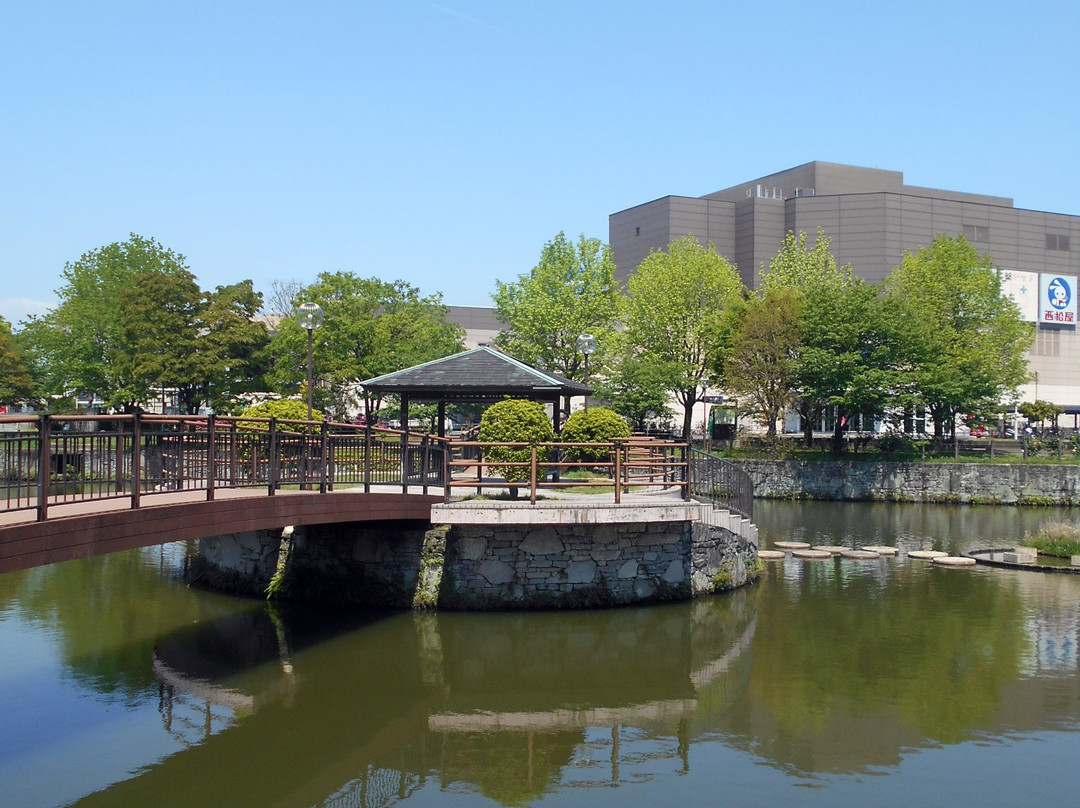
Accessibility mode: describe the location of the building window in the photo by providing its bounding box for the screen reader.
[962,224,989,242]
[1046,233,1071,251]
[635,226,640,236]
[1035,326,1060,357]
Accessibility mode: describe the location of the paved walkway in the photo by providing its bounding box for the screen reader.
[0,478,690,530]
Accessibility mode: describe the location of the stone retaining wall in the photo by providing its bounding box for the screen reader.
[191,504,760,610]
[738,459,1080,505]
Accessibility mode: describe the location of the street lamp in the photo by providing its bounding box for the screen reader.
[575,333,598,412]
[296,302,323,421]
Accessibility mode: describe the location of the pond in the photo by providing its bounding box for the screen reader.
[1,501,1078,807]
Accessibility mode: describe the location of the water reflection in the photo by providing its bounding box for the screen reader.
[1,502,1080,807]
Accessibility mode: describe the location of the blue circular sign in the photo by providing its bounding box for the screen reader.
[1048,277,1071,310]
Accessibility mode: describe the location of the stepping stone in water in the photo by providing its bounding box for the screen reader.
[792,549,833,560]
[861,545,899,556]
[841,549,880,560]
[758,550,787,560]
[932,556,976,567]
[908,550,948,559]
[812,545,848,555]
[774,541,811,550]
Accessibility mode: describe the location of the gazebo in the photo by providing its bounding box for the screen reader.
[357,346,592,437]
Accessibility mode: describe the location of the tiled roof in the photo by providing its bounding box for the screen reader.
[359,347,591,400]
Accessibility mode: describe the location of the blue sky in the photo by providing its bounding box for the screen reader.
[2,0,1077,325]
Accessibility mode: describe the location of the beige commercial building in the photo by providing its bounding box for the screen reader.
[610,161,1080,417]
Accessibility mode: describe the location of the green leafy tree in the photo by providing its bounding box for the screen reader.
[477,399,554,497]
[592,356,673,432]
[623,236,743,441]
[721,286,803,442]
[199,281,271,414]
[266,272,463,419]
[117,268,204,411]
[20,234,194,411]
[758,230,897,454]
[1018,399,1064,432]
[0,317,34,404]
[560,406,631,463]
[884,234,1033,440]
[492,232,622,379]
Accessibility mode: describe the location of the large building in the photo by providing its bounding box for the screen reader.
[609,161,1080,415]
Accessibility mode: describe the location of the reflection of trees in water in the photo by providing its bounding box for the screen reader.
[0,543,241,704]
[720,555,1029,774]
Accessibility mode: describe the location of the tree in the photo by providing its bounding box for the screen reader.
[199,281,271,414]
[560,407,631,464]
[884,234,1033,441]
[117,268,203,411]
[592,356,673,432]
[756,230,898,454]
[623,236,743,441]
[21,234,194,411]
[721,286,803,442]
[265,272,464,420]
[0,317,34,404]
[1018,400,1064,433]
[477,399,554,497]
[492,232,622,380]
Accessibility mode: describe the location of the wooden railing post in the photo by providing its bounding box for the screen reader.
[206,415,216,501]
[36,413,50,522]
[131,412,142,509]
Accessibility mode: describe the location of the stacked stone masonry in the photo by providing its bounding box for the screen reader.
[739,460,1080,505]
[193,504,759,610]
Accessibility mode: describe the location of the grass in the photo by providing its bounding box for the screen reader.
[1022,522,1080,558]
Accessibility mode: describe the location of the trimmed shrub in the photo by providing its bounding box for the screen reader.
[478,399,554,486]
[560,407,631,463]
[239,399,323,426]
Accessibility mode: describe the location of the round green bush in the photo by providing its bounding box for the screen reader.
[239,399,323,427]
[560,407,631,463]
[477,399,554,484]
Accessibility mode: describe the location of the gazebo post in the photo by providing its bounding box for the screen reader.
[437,400,446,438]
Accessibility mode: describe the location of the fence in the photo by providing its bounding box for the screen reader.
[444,437,690,504]
[0,413,444,521]
[1,415,754,521]
[689,449,754,519]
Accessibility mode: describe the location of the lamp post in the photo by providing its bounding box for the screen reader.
[575,333,598,412]
[296,302,324,422]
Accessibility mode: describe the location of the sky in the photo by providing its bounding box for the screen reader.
[2,0,1078,326]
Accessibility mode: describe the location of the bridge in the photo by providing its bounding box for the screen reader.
[0,413,752,577]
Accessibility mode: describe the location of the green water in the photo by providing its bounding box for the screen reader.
[2,501,1079,807]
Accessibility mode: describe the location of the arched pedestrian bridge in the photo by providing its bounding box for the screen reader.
[0,415,755,602]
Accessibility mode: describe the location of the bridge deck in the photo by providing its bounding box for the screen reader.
[0,486,441,575]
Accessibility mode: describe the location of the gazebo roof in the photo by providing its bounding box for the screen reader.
[358,346,591,403]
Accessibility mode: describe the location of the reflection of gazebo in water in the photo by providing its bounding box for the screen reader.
[357,346,593,437]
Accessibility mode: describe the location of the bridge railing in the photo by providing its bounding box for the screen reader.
[443,437,690,504]
[689,448,754,520]
[0,413,446,522]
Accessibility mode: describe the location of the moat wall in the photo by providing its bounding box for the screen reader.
[737,460,1080,505]
[190,503,759,610]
